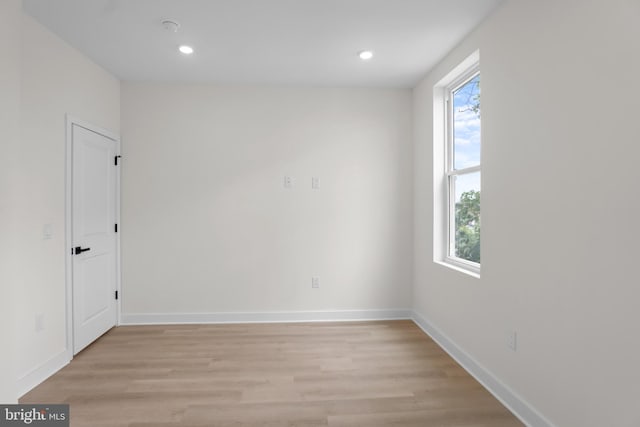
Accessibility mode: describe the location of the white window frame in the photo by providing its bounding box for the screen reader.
[433,51,481,277]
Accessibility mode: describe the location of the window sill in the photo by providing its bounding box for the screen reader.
[434,260,480,279]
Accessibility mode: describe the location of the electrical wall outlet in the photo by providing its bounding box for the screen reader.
[507,330,517,351]
[284,176,293,189]
[311,277,320,288]
[35,314,45,332]
[311,177,320,189]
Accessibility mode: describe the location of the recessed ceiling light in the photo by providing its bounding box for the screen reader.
[179,45,194,55]
[359,50,374,60]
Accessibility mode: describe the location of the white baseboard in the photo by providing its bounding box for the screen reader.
[120,309,412,325]
[411,311,555,427]
[17,349,70,398]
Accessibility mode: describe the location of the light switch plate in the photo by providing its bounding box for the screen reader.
[43,223,53,240]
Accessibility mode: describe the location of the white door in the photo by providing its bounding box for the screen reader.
[72,123,118,354]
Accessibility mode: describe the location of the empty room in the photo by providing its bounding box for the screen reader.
[1,0,638,426]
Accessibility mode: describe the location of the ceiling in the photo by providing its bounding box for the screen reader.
[23,0,502,88]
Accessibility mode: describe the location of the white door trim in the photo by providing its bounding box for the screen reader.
[65,115,121,359]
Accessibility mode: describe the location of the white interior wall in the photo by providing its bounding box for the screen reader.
[413,1,640,426]
[15,13,120,395]
[121,84,413,319]
[0,0,23,404]
[8,3,638,426]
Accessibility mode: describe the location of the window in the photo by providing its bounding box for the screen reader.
[434,52,480,276]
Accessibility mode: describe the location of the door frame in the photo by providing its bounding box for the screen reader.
[64,115,121,359]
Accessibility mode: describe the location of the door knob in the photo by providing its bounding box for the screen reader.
[74,246,91,255]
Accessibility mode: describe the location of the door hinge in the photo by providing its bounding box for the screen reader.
[114,155,121,166]
[115,290,119,300]
[115,223,118,233]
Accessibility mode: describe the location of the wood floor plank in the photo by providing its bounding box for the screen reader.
[20,320,523,427]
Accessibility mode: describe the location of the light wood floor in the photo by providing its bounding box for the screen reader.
[21,320,523,427]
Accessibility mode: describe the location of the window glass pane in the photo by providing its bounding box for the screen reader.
[453,75,480,170]
[452,172,480,263]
